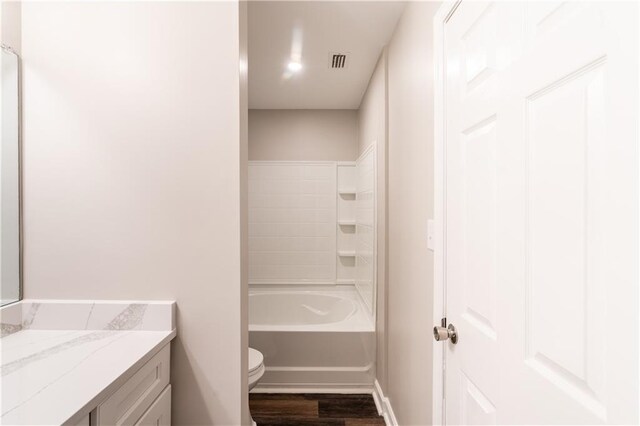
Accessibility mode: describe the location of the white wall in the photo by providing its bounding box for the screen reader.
[358,53,386,157]
[21,2,248,424]
[358,51,388,390]
[249,109,358,161]
[386,2,440,424]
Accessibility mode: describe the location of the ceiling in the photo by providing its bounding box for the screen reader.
[248,1,406,110]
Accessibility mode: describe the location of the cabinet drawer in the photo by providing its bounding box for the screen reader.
[135,385,171,426]
[97,344,170,426]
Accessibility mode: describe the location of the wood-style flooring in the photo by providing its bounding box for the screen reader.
[249,394,385,426]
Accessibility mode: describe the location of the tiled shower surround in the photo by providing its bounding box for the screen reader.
[248,162,338,283]
[247,158,376,312]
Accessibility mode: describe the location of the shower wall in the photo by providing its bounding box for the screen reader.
[356,146,376,313]
[248,162,337,284]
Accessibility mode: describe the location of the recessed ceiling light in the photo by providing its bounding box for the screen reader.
[287,61,303,72]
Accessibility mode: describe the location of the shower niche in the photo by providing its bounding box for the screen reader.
[336,162,357,284]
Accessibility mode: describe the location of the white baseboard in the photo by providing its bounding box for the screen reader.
[372,379,398,426]
[252,364,375,394]
[252,384,374,394]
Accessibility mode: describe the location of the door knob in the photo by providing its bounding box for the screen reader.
[433,323,457,344]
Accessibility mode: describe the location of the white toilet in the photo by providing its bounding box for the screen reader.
[248,348,265,426]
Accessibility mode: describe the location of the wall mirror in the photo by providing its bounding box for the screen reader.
[1,45,21,306]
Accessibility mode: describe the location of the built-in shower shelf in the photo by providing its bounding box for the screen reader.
[338,220,356,226]
[337,163,357,284]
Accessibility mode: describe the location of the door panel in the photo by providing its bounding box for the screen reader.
[443,1,638,424]
[461,372,496,426]
[524,62,607,419]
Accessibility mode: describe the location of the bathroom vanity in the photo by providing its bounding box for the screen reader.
[0,300,176,425]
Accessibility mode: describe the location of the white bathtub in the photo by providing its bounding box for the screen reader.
[249,287,375,392]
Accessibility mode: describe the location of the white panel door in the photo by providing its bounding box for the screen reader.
[443,1,638,424]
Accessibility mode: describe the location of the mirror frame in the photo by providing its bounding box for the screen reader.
[1,43,22,306]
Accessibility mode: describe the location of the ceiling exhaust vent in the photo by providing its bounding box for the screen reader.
[329,53,348,69]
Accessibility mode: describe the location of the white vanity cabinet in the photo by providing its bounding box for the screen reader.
[1,300,176,426]
[91,344,171,426]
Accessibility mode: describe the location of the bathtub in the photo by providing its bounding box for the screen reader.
[249,287,375,392]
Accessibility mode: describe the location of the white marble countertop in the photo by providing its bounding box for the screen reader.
[0,300,176,425]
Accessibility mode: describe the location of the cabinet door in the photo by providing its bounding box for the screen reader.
[72,413,91,426]
[135,385,171,426]
[97,345,170,425]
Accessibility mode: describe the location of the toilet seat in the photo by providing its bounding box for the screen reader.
[248,348,265,391]
[248,348,264,374]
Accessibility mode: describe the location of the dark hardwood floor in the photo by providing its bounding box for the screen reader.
[249,394,385,426]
